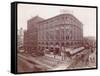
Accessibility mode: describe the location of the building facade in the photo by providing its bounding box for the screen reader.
[24,14,83,54]
[37,14,83,51]
[24,16,44,53]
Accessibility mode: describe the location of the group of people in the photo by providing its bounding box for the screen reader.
[43,46,70,61]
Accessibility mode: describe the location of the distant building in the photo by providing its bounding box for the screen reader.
[83,37,96,48]
[24,14,83,54]
[18,28,24,52]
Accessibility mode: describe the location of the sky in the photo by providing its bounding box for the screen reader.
[18,3,96,37]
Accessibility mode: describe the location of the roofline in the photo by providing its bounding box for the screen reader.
[37,13,83,25]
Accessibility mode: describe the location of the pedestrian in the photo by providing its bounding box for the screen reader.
[61,46,65,61]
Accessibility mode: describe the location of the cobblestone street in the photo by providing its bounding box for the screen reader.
[18,53,72,72]
[17,47,96,72]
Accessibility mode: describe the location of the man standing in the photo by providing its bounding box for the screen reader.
[61,46,66,61]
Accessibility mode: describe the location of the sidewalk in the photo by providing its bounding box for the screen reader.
[18,53,72,71]
[18,53,53,69]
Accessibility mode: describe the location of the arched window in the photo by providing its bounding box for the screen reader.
[46,42,48,45]
[66,42,69,45]
[66,36,69,40]
[56,42,59,45]
[50,42,53,45]
[61,43,64,46]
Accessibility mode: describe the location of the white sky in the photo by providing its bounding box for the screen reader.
[18,4,96,37]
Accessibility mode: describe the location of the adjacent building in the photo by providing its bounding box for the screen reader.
[24,16,44,53]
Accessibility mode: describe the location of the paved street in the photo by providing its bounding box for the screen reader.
[17,56,34,72]
[17,55,49,72]
[17,48,96,72]
[17,53,72,72]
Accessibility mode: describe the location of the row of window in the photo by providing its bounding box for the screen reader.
[38,32,82,41]
[38,24,72,30]
[38,41,82,45]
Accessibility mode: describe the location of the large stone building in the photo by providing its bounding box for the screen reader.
[24,14,83,54]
